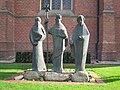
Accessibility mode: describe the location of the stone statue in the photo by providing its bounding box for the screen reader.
[70,15,90,72]
[29,17,47,72]
[48,14,68,72]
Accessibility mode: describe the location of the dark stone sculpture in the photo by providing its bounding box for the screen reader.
[29,17,47,71]
[48,14,68,72]
[70,15,90,72]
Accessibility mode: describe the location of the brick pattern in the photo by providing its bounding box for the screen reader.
[0,14,7,42]
[98,0,119,60]
[114,0,120,60]
[103,0,114,10]
[0,0,15,61]
[1,0,120,61]
[15,0,39,16]
[7,0,15,13]
[0,0,7,10]
[73,0,97,16]
[114,0,120,16]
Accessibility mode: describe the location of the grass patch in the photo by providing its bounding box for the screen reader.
[0,63,120,90]
[0,63,31,80]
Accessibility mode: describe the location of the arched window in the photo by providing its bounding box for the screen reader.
[41,0,72,10]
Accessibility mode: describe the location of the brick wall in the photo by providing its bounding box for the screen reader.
[73,0,97,16]
[98,0,120,60]
[14,0,39,16]
[0,13,7,59]
[114,0,120,59]
[0,0,15,62]
[0,0,120,62]
[14,0,97,57]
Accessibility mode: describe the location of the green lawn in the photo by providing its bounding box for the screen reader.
[0,63,120,90]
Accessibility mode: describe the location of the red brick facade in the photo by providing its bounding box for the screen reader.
[0,0,120,62]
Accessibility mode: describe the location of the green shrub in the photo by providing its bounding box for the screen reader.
[16,52,91,63]
[16,52,32,63]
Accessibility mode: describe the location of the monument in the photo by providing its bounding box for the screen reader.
[29,17,47,72]
[70,15,90,72]
[48,14,68,72]
[23,15,93,82]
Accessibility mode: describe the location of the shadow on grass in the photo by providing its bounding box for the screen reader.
[64,64,120,69]
[102,76,120,83]
[0,63,32,70]
[85,64,120,69]
[0,72,15,80]
[0,63,120,70]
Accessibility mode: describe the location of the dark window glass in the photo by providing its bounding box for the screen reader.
[41,0,50,9]
[52,0,61,10]
[41,0,71,10]
[63,0,71,10]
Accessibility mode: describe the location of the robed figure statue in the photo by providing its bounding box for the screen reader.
[29,17,47,71]
[48,14,68,72]
[70,15,90,72]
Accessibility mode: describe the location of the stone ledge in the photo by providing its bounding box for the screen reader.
[38,10,74,16]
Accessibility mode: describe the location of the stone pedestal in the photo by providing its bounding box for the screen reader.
[71,71,89,82]
[44,72,70,81]
[23,70,92,82]
[24,71,45,81]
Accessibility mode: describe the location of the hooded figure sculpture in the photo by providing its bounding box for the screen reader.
[70,15,90,72]
[29,17,47,71]
[48,14,68,72]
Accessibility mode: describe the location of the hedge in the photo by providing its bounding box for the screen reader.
[16,52,91,64]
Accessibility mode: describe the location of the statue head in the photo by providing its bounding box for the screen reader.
[34,17,41,27]
[77,15,85,25]
[55,14,62,24]
[35,17,41,23]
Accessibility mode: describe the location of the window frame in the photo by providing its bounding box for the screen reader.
[38,0,74,16]
[40,0,73,11]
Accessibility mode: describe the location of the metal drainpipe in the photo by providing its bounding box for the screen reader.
[95,0,100,59]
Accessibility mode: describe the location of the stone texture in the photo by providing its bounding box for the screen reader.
[23,71,43,81]
[14,75,24,80]
[48,14,68,72]
[89,77,96,83]
[44,72,70,81]
[70,15,90,72]
[71,71,89,82]
[6,70,98,82]
[29,17,47,72]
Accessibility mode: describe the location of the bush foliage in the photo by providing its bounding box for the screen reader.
[16,52,91,63]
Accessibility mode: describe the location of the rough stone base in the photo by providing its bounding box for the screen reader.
[44,72,70,81]
[71,71,89,82]
[14,75,24,80]
[24,71,45,81]
[22,70,93,82]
